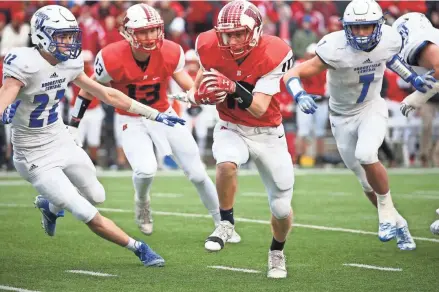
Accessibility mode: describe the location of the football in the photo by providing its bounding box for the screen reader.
[194,78,228,105]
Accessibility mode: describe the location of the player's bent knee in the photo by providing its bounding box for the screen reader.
[270,192,293,219]
[133,166,157,179]
[355,148,378,165]
[72,204,99,223]
[187,169,208,184]
[90,183,106,205]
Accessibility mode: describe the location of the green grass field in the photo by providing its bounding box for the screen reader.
[0,170,438,292]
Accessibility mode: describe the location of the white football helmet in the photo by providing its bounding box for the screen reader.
[215,0,263,59]
[30,5,81,61]
[342,0,384,51]
[120,4,164,51]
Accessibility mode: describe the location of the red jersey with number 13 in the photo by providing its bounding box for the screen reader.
[99,40,183,116]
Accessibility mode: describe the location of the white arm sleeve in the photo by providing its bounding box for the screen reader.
[173,45,185,73]
[94,50,113,83]
[253,50,294,96]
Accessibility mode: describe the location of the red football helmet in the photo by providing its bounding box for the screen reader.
[120,4,164,51]
[215,0,263,60]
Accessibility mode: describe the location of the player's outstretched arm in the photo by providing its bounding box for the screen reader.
[73,72,185,127]
[0,78,23,122]
[283,56,328,115]
[168,69,199,105]
[386,54,436,94]
[283,56,327,83]
[400,44,439,116]
[173,70,194,92]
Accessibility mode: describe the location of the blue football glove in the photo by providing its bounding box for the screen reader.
[295,92,319,114]
[1,100,21,124]
[409,70,436,93]
[155,113,186,127]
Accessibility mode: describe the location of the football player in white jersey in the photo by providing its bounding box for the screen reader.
[393,13,439,114]
[0,5,186,266]
[282,0,435,250]
[392,13,439,235]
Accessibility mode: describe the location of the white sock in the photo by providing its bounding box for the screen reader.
[394,209,407,228]
[49,203,63,215]
[192,176,221,225]
[133,176,153,204]
[376,191,396,222]
[125,237,142,252]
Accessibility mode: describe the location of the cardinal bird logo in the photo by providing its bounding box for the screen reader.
[123,124,128,131]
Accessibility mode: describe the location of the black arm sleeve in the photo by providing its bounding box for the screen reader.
[69,95,91,127]
[234,82,254,109]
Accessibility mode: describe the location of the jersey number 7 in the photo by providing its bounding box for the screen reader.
[357,73,375,104]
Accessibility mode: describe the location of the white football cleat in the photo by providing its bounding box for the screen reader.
[135,199,153,235]
[205,220,234,252]
[395,220,416,250]
[267,250,287,279]
[227,229,241,243]
[430,209,439,235]
[431,220,439,235]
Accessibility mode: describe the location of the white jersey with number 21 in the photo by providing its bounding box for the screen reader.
[2,47,83,150]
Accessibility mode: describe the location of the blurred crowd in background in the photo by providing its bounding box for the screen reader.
[1,0,439,171]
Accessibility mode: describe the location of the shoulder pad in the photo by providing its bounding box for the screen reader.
[3,47,40,74]
[315,31,348,69]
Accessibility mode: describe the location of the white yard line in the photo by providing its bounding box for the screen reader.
[65,270,117,277]
[0,285,40,292]
[1,168,439,178]
[207,266,261,274]
[343,263,402,272]
[241,192,267,197]
[1,204,438,243]
[0,181,29,186]
[153,193,183,198]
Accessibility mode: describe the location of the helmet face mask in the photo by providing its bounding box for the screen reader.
[216,27,252,57]
[47,28,82,61]
[215,0,263,60]
[128,25,163,51]
[121,4,164,52]
[342,0,384,51]
[344,19,384,51]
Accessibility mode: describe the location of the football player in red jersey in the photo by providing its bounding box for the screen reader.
[69,4,236,241]
[173,0,295,278]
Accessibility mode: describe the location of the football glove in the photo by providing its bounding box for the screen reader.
[408,70,436,93]
[1,100,21,124]
[155,113,186,127]
[296,92,319,114]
